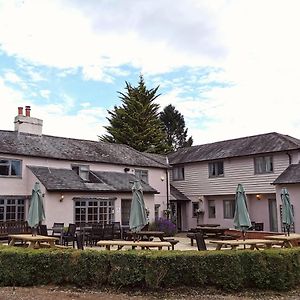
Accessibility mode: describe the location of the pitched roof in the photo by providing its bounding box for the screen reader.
[141,152,169,166]
[28,166,158,193]
[168,132,300,164]
[0,130,168,168]
[170,185,190,201]
[273,164,300,184]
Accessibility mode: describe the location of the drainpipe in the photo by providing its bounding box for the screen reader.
[166,157,170,219]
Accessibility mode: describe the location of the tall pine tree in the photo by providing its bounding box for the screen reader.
[100,75,170,154]
[160,104,193,151]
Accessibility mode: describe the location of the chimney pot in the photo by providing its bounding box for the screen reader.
[25,106,31,117]
[18,107,23,116]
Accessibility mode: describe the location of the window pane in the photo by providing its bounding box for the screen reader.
[172,166,184,180]
[0,165,9,176]
[209,162,224,177]
[121,199,131,225]
[208,200,216,218]
[255,156,273,174]
[11,160,21,176]
[224,200,235,219]
[192,202,199,217]
[135,169,148,183]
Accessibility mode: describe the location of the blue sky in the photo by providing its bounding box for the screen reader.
[1,0,300,144]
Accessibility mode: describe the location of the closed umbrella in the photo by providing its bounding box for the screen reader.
[27,182,45,236]
[129,180,148,241]
[281,188,294,236]
[233,184,252,240]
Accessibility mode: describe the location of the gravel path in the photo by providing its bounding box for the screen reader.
[0,286,300,300]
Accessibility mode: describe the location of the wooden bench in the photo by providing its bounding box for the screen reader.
[97,240,171,250]
[0,221,31,240]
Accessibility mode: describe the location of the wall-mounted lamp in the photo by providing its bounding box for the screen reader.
[59,194,64,202]
[160,176,165,181]
[256,194,262,201]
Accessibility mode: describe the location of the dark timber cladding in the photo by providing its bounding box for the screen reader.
[0,130,168,168]
[168,132,300,164]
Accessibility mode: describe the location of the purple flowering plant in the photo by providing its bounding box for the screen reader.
[149,217,177,236]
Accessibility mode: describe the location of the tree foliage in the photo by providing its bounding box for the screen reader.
[100,75,170,154]
[160,104,193,151]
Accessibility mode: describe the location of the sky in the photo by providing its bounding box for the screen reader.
[0,0,300,145]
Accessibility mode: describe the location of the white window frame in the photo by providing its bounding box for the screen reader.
[134,169,149,183]
[74,198,115,226]
[71,164,90,181]
[172,166,185,181]
[254,156,273,174]
[0,158,22,177]
[0,197,25,221]
[208,161,224,178]
[223,199,235,219]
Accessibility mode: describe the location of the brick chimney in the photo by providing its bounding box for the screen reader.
[14,106,43,135]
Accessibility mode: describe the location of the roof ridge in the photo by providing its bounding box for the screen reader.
[177,132,279,150]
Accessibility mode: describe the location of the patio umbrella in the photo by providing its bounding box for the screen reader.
[27,182,45,236]
[281,188,294,236]
[233,184,252,240]
[129,180,148,241]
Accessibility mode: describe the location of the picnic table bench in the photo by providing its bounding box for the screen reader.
[209,239,284,250]
[8,234,60,249]
[97,240,172,250]
[187,230,237,246]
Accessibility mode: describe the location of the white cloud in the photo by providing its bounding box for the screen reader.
[0,0,224,76]
[40,89,50,99]
[3,70,22,84]
[1,0,300,145]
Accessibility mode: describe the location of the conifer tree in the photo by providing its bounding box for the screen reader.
[160,104,193,151]
[100,75,170,154]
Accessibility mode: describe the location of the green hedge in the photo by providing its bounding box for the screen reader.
[0,246,300,291]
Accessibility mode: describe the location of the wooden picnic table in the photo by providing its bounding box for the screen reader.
[8,234,59,249]
[265,233,300,248]
[124,231,165,241]
[97,240,172,250]
[209,239,283,250]
[189,227,229,240]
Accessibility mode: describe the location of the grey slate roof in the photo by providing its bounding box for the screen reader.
[0,130,168,168]
[28,166,158,193]
[168,132,300,164]
[273,164,300,184]
[170,185,190,201]
[141,152,169,167]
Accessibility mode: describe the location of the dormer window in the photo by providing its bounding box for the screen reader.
[0,158,22,177]
[71,165,90,181]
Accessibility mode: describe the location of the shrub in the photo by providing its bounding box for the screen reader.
[1,246,300,291]
[149,218,176,236]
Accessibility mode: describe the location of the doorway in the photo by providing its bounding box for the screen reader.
[268,198,278,232]
[176,203,182,231]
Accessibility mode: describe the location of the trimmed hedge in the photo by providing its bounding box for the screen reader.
[0,246,300,290]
